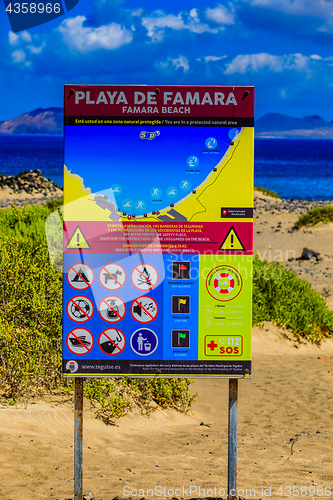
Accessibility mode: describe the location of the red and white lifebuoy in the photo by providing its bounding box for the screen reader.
[214,273,235,294]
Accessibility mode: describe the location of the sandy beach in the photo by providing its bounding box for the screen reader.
[0,190,333,500]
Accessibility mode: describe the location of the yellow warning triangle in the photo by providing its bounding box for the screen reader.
[65,225,91,250]
[219,226,245,251]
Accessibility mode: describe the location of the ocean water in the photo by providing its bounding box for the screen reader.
[0,135,333,201]
[0,134,63,188]
[254,138,333,200]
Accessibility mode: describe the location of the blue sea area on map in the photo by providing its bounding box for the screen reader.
[64,126,238,214]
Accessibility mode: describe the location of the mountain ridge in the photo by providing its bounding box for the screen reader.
[1,108,333,138]
[0,107,63,135]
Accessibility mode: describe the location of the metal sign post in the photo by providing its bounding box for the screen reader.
[74,378,84,500]
[228,379,238,500]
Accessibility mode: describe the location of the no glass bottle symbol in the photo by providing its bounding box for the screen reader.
[99,296,126,323]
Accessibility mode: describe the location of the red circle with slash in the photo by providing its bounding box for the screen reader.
[66,328,94,355]
[99,263,126,291]
[131,296,158,323]
[67,296,94,323]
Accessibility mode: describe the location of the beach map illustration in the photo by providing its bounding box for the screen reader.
[62,85,254,377]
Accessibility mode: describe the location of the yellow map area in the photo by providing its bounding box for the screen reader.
[63,127,254,223]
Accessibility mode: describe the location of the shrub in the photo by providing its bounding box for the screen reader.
[293,206,333,230]
[253,254,333,343]
[254,185,281,199]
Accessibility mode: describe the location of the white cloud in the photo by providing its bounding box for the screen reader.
[284,53,309,70]
[28,42,45,54]
[205,4,235,24]
[21,31,32,42]
[225,53,311,74]
[202,55,226,62]
[9,32,19,45]
[142,11,218,42]
[310,54,322,60]
[131,8,143,17]
[171,55,189,72]
[58,16,133,53]
[12,50,26,62]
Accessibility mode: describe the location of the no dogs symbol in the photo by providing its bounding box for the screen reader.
[99,263,126,291]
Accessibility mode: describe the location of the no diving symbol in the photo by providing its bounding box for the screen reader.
[67,296,94,323]
[131,296,158,323]
[131,264,159,291]
[99,263,126,291]
[98,329,126,355]
[66,328,94,355]
[99,296,126,323]
[67,263,94,290]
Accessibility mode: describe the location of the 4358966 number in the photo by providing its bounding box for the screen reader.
[6,2,61,13]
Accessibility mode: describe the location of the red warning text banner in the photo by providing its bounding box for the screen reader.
[63,221,253,255]
[64,85,254,120]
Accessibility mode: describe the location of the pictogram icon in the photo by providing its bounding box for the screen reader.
[99,263,126,290]
[67,263,94,290]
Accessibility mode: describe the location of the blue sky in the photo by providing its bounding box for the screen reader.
[1,0,333,121]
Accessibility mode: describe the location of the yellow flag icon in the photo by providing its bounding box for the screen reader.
[65,225,91,250]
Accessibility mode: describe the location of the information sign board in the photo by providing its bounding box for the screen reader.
[63,85,254,378]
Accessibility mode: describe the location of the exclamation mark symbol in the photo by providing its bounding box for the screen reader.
[77,231,80,248]
[231,233,234,248]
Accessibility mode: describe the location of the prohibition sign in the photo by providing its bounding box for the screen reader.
[99,296,126,323]
[99,263,126,291]
[206,265,242,302]
[98,329,126,355]
[67,263,94,291]
[67,296,94,323]
[131,263,159,291]
[131,296,158,323]
[66,328,94,355]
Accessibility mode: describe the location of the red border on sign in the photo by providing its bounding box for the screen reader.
[206,265,243,302]
[67,296,94,323]
[67,263,94,291]
[131,263,159,291]
[66,328,94,355]
[98,296,127,323]
[99,263,126,291]
[98,329,126,356]
[204,335,243,356]
[130,296,159,323]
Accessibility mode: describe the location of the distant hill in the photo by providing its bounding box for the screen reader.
[0,107,63,135]
[2,108,333,138]
[255,113,333,138]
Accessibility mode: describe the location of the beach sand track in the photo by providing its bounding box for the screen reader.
[0,325,332,500]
